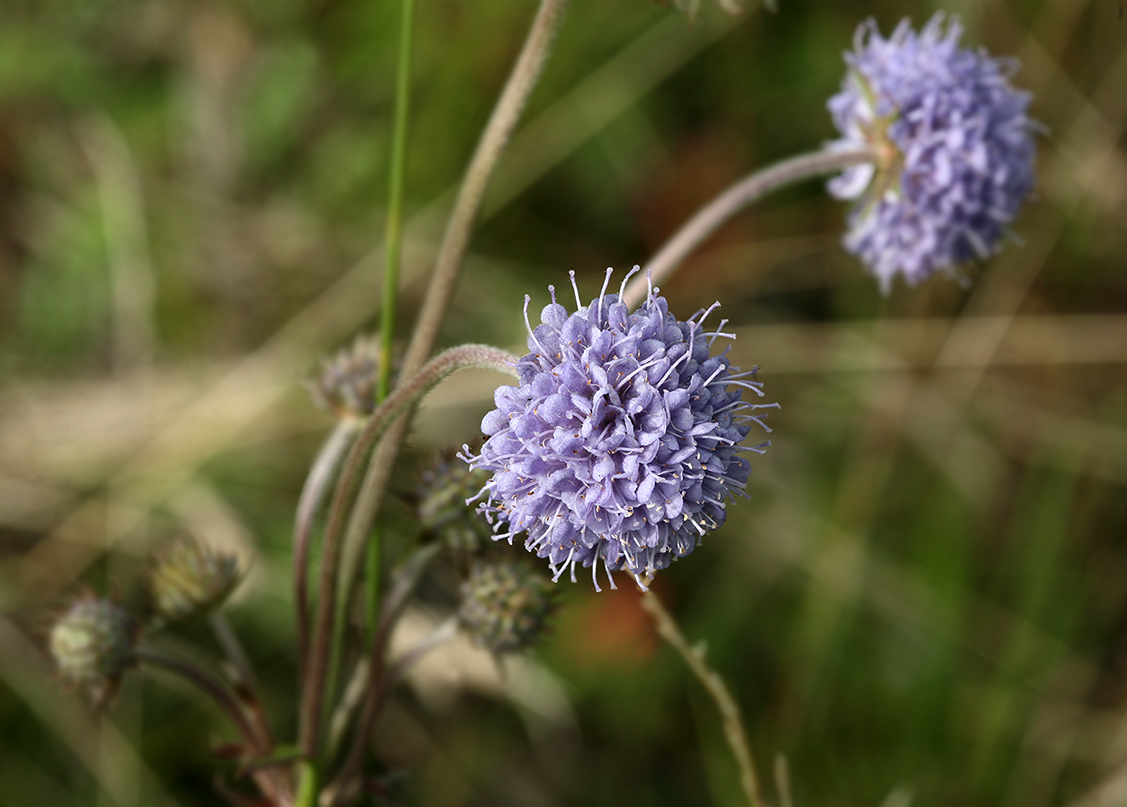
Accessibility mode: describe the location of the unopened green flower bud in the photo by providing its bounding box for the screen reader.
[49,595,136,707]
[148,537,240,622]
[458,560,556,655]
[308,335,386,420]
[417,455,492,553]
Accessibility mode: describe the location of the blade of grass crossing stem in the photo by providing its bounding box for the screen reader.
[321,0,416,771]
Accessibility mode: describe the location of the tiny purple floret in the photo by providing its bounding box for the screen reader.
[828,14,1039,292]
[461,268,776,589]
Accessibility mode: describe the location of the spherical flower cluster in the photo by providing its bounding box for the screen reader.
[827,14,1038,292]
[458,559,556,654]
[49,595,137,707]
[461,268,775,589]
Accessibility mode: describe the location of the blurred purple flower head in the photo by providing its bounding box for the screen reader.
[461,268,775,589]
[827,14,1038,292]
[49,594,137,708]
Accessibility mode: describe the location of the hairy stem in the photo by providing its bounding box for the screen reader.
[293,419,359,691]
[623,146,877,309]
[638,587,766,807]
[298,345,517,760]
[402,0,569,377]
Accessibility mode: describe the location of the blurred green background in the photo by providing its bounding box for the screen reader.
[1,0,1126,805]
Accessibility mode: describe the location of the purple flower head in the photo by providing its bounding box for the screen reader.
[461,268,776,590]
[827,14,1039,292]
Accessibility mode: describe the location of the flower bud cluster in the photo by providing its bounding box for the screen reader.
[49,595,137,707]
[458,559,556,655]
[148,537,241,623]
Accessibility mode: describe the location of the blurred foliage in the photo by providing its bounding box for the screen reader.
[1,0,1126,806]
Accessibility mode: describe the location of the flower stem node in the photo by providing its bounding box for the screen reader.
[148,537,241,623]
[458,559,556,655]
[49,595,137,708]
[461,267,776,589]
[827,14,1039,292]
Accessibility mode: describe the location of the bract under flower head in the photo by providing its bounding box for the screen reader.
[827,14,1038,292]
[461,268,775,589]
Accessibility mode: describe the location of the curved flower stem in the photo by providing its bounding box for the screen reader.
[298,345,517,761]
[293,419,360,689]
[401,0,569,378]
[622,146,878,309]
[136,646,288,803]
[638,586,766,807]
[137,646,267,750]
[334,0,572,642]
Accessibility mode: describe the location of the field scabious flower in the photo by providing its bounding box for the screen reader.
[462,268,775,589]
[827,14,1038,292]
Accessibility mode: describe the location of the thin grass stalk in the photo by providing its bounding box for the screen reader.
[352,0,420,700]
[297,345,517,762]
[638,586,766,807]
[377,0,415,403]
[622,146,877,309]
[334,0,572,648]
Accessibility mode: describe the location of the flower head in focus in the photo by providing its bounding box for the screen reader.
[49,594,137,708]
[461,268,775,589]
[827,14,1038,292]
